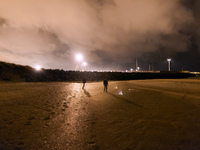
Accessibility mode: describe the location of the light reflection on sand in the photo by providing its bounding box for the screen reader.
[64,83,92,149]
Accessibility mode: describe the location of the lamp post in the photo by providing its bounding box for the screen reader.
[82,62,87,71]
[167,58,171,71]
[75,53,83,71]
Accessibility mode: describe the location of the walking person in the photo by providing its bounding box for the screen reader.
[82,78,86,89]
[103,78,108,92]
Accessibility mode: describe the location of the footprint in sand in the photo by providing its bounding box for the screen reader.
[15,142,25,150]
[24,121,32,125]
[24,117,35,125]
[63,104,69,108]
[44,116,50,120]
[28,117,35,120]
[7,121,13,125]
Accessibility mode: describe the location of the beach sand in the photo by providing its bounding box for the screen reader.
[0,79,200,150]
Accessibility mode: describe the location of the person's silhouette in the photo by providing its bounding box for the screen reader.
[82,78,86,89]
[103,78,108,92]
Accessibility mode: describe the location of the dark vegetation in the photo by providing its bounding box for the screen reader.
[0,61,197,82]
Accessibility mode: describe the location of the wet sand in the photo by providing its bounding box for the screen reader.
[0,79,200,150]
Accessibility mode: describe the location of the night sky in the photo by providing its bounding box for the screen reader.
[0,0,200,71]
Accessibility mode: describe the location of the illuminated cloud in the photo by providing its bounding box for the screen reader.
[0,0,199,71]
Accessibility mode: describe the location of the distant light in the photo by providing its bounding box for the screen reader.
[167,58,171,62]
[76,53,83,62]
[35,65,41,71]
[136,67,140,71]
[82,62,87,66]
[167,58,171,71]
[130,68,133,72]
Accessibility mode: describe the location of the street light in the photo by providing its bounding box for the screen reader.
[167,58,171,71]
[34,65,41,71]
[76,53,83,62]
[75,53,83,71]
[82,62,87,71]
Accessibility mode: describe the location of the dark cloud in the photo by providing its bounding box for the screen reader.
[0,0,199,71]
[38,29,71,57]
[89,50,116,70]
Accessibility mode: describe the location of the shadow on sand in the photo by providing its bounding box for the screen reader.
[108,92,143,108]
[83,89,91,97]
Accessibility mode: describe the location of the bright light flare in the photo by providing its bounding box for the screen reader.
[119,91,123,95]
[82,62,87,66]
[76,53,83,62]
[35,65,41,71]
[167,58,171,62]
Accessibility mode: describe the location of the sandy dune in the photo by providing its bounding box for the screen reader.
[0,79,200,150]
